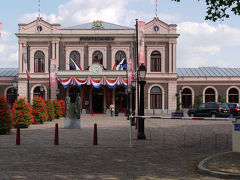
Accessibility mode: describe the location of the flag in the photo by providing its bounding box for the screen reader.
[70,58,80,70]
[50,59,57,86]
[127,58,132,86]
[74,54,82,70]
[138,21,145,66]
[116,58,126,70]
[0,22,2,38]
[112,56,118,70]
[22,45,30,80]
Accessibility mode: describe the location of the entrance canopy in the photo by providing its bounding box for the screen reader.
[58,75,127,88]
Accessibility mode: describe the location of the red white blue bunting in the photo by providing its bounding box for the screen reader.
[58,76,127,89]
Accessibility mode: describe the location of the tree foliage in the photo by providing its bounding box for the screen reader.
[32,97,48,123]
[12,98,33,127]
[172,0,240,21]
[0,95,11,134]
[52,100,61,119]
[45,99,55,121]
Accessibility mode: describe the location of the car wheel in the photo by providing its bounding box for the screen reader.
[190,113,194,117]
[230,113,233,118]
[211,113,216,118]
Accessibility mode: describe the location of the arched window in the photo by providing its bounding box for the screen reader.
[33,86,45,99]
[6,87,16,108]
[69,51,80,70]
[92,51,103,65]
[151,51,161,72]
[205,88,215,102]
[228,88,239,103]
[150,86,162,109]
[115,51,126,70]
[181,88,192,108]
[34,51,45,72]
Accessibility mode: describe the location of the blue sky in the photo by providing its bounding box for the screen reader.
[0,0,240,68]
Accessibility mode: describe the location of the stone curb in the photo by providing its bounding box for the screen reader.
[197,151,240,179]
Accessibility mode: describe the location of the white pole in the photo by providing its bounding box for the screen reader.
[129,118,132,147]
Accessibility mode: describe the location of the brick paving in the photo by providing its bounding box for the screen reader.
[0,114,235,180]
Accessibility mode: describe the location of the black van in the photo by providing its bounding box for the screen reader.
[227,103,240,117]
[188,102,230,117]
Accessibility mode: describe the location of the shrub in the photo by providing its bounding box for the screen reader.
[12,98,33,127]
[45,99,55,121]
[59,100,65,117]
[52,100,61,119]
[32,97,48,124]
[0,95,12,134]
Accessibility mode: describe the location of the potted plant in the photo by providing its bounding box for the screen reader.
[0,95,12,134]
[12,98,33,128]
[32,96,48,124]
[45,99,55,121]
[52,100,61,119]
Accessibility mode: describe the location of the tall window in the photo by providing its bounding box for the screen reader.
[34,51,45,72]
[151,51,161,72]
[92,51,103,65]
[181,88,192,108]
[205,88,215,102]
[228,88,239,103]
[150,86,162,109]
[70,51,80,70]
[33,86,45,99]
[6,87,15,108]
[115,51,126,70]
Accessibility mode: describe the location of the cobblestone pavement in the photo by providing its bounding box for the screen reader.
[0,114,233,180]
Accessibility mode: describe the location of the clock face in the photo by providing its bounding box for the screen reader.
[153,25,159,32]
[93,67,100,74]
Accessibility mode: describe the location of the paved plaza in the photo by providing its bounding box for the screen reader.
[0,114,236,180]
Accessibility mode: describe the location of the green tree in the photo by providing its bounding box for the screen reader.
[12,98,33,128]
[172,0,240,21]
[52,100,61,119]
[193,95,203,108]
[45,99,55,121]
[32,97,48,124]
[218,95,226,103]
[0,95,12,134]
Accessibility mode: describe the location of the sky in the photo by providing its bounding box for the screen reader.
[0,0,240,68]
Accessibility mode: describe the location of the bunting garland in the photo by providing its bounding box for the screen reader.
[58,76,127,89]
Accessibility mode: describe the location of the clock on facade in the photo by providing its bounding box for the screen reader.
[153,25,159,32]
[93,66,100,74]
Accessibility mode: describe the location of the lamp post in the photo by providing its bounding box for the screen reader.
[131,78,136,125]
[127,85,131,119]
[137,63,146,139]
[40,85,44,99]
[12,77,18,103]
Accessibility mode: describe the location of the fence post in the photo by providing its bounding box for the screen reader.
[93,123,98,145]
[16,124,20,145]
[54,123,59,145]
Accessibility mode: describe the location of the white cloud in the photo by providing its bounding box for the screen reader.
[192,46,220,56]
[177,22,240,68]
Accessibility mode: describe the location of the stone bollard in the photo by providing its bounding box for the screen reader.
[93,123,98,145]
[16,124,20,145]
[54,123,59,145]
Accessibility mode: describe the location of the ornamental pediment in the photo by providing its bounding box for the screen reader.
[18,18,60,34]
[145,18,177,34]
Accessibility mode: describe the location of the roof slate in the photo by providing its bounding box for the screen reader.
[63,21,133,30]
[177,67,240,77]
[0,68,18,77]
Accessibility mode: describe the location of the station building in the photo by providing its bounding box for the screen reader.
[1,17,240,114]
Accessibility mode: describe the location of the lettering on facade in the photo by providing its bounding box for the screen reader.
[79,37,115,41]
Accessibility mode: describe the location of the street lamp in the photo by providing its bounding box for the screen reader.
[137,63,146,139]
[12,77,18,103]
[40,85,44,98]
[131,78,136,126]
[127,85,131,119]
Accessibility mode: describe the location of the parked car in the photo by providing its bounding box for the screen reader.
[188,102,230,117]
[227,103,240,117]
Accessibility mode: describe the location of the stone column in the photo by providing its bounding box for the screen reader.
[168,81,177,112]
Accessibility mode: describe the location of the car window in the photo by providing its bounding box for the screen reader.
[237,104,240,108]
[220,103,229,108]
[199,104,205,109]
[205,103,212,108]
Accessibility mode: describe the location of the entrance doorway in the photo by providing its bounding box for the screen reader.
[69,86,81,103]
[92,87,103,113]
[115,86,127,113]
